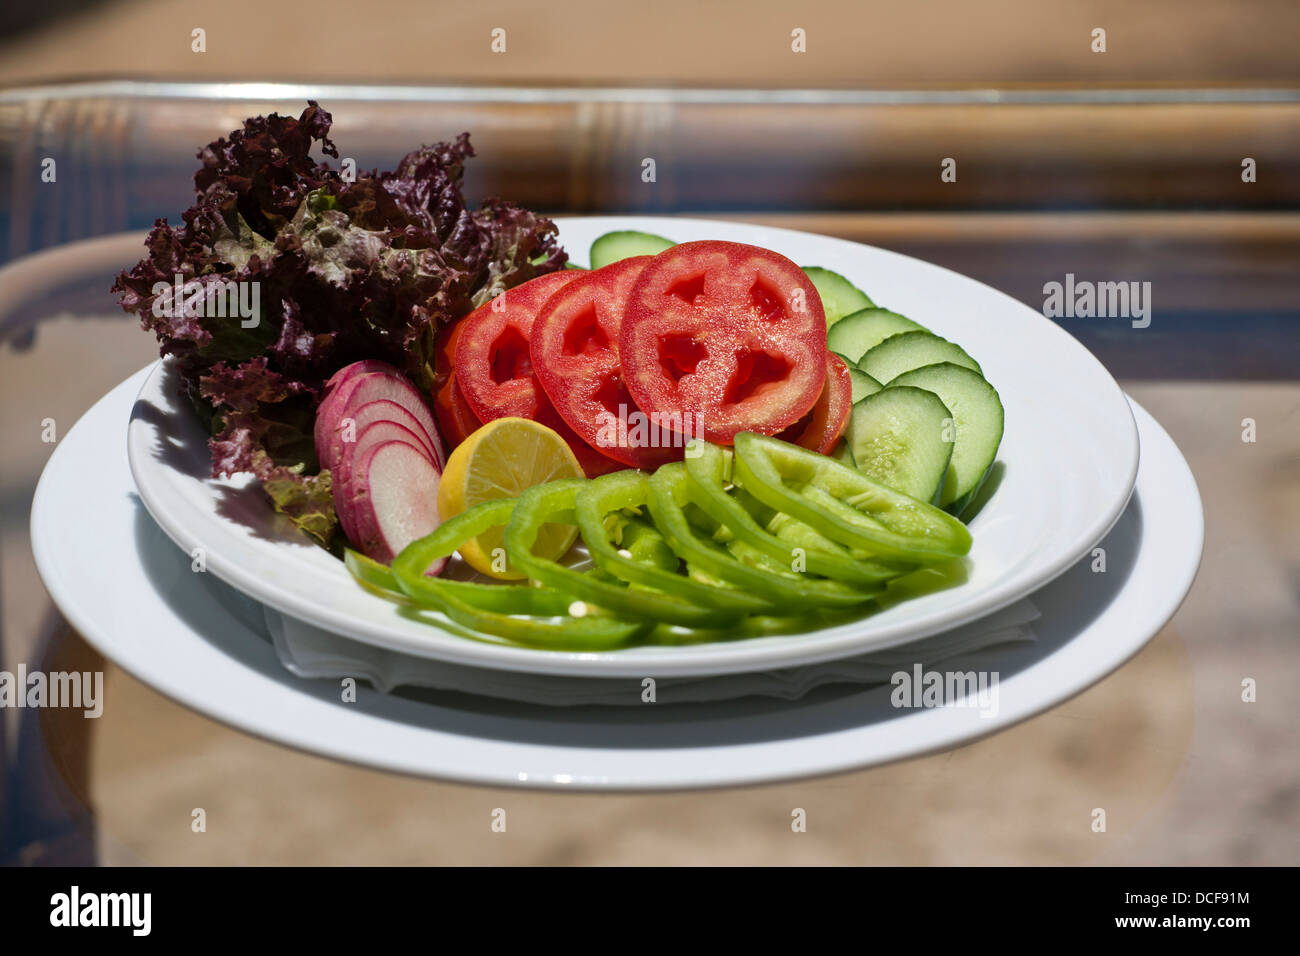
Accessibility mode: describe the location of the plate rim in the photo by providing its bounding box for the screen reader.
[31,369,1200,790]
[124,215,1141,677]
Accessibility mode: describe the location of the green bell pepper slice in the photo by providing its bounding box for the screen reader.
[389,497,646,649]
[344,548,405,598]
[575,470,777,615]
[615,515,680,574]
[731,432,972,562]
[348,545,572,616]
[647,463,883,609]
[684,441,907,588]
[505,478,742,628]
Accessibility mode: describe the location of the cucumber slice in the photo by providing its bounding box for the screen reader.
[802,266,874,328]
[832,369,884,462]
[842,386,954,505]
[888,363,1004,516]
[847,367,883,403]
[826,308,927,363]
[589,231,675,268]
[857,330,982,384]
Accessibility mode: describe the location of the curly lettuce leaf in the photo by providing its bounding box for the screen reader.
[113,102,566,547]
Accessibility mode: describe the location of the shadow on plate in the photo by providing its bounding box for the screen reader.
[132,487,1143,752]
[959,461,1006,524]
[130,401,209,483]
[130,362,315,546]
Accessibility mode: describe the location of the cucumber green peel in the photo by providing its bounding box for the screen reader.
[887,362,1005,516]
[801,266,874,326]
[589,230,675,269]
[827,308,924,363]
[841,385,954,506]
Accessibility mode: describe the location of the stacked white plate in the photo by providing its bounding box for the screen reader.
[30,219,1202,789]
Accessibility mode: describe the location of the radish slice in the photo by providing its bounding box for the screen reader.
[328,399,438,463]
[344,440,445,568]
[324,358,401,392]
[334,420,433,545]
[316,370,446,471]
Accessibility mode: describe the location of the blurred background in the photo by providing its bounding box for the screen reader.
[1,0,1298,88]
[1,0,1297,864]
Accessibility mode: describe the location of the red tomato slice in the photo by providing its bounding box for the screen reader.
[454,270,622,476]
[569,438,625,477]
[620,240,827,444]
[777,353,853,454]
[434,373,483,450]
[455,271,581,421]
[430,316,476,449]
[532,256,682,469]
[431,315,466,397]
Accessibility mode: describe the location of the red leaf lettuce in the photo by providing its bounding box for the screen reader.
[113,102,566,546]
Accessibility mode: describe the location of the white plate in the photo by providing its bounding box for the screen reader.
[125,216,1139,677]
[33,367,1199,790]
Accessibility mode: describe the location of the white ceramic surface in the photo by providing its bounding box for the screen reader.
[33,367,1200,789]
[124,217,1140,678]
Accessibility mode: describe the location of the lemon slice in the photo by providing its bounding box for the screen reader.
[437,417,584,579]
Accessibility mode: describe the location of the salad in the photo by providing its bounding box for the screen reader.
[116,104,1004,651]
